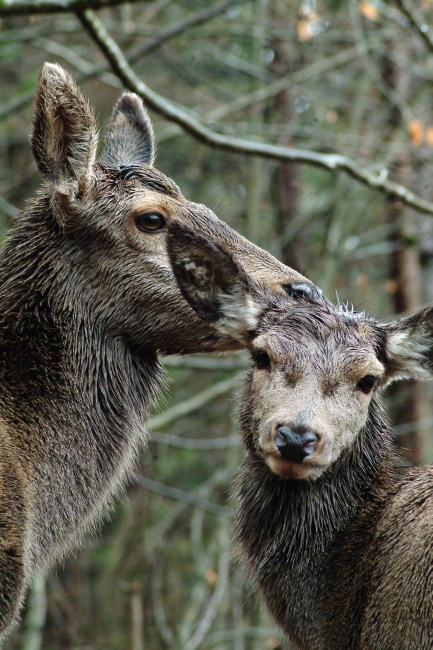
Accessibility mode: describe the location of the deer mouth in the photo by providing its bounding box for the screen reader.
[265,454,327,480]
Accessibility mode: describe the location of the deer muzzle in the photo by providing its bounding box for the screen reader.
[275,426,318,463]
[259,418,327,480]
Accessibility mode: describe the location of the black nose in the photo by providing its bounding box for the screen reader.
[275,426,318,463]
[284,283,324,303]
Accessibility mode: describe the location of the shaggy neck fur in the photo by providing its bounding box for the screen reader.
[235,382,396,650]
[0,200,164,574]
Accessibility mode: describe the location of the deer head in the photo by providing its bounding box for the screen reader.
[27,62,319,355]
[239,303,433,480]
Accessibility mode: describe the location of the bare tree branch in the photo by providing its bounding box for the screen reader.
[131,582,144,650]
[0,195,19,218]
[76,8,433,217]
[0,0,244,120]
[22,572,47,650]
[152,432,240,450]
[395,0,433,51]
[149,373,243,431]
[127,0,248,60]
[183,523,230,650]
[0,0,147,17]
[204,46,362,123]
[39,0,247,88]
[162,355,248,370]
[351,0,412,121]
[133,475,229,516]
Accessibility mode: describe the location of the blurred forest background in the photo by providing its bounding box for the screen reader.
[1,0,433,648]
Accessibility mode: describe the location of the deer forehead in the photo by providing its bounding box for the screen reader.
[253,328,384,386]
[92,163,182,202]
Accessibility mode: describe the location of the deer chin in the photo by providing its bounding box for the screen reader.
[265,454,327,481]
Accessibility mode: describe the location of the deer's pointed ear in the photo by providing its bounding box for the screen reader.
[167,221,265,344]
[30,63,98,197]
[101,93,155,167]
[381,307,433,383]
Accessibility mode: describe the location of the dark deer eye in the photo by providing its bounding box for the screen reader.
[356,375,378,394]
[135,212,166,233]
[253,350,271,370]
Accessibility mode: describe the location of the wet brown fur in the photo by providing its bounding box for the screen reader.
[156,157,433,650]
[0,63,316,638]
[234,302,433,650]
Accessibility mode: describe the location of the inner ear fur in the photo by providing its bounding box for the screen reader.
[101,93,155,167]
[30,62,98,197]
[381,307,433,383]
[167,219,265,343]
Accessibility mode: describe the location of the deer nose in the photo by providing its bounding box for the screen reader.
[283,282,324,302]
[275,426,318,463]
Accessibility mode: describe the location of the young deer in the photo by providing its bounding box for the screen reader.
[0,63,318,637]
[168,245,433,650]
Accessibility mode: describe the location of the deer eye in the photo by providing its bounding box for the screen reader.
[135,212,166,233]
[356,375,378,394]
[253,350,271,370]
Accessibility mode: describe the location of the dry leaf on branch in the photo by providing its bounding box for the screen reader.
[407,119,424,147]
[359,2,379,21]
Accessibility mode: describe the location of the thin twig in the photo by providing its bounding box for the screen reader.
[131,582,144,650]
[126,0,248,61]
[162,354,248,370]
[204,46,362,123]
[149,373,243,431]
[350,0,412,122]
[394,415,433,437]
[76,8,433,217]
[133,475,229,516]
[0,195,19,218]
[152,431,240,449]
[22,572,47,650]
[395,0,433,51]
[203,41,272,82]
[183,523,230,650]
[0,0,146,16]
[0,0,244,120]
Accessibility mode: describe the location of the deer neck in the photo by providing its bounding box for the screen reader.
[0,213,165,573]
[235,398,395,648]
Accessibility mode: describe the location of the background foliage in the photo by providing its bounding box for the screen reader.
[1,0,433,648]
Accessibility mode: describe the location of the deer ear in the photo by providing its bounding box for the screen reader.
[381,307,433,383]
[167,220,265,344]
[30,63,98,197]
[101,93,155,167]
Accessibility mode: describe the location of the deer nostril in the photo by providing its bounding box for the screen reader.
[275,426,318,463]
[283,283,323,302]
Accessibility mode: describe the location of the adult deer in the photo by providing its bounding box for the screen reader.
[168,243,433,650]
[0,63,318,637]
